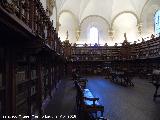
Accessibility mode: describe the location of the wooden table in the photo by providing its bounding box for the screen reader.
[111,71,134,86]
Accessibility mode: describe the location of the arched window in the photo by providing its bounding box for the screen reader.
[155,10,160,35]
[90,27,99,44]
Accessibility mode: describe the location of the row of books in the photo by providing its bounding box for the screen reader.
[16,71,26,83]
[14,64,54,115]
[0,73,2,87]
[72,51,114,55]
[31,70,37,80]
[16,90,28,106]
[16,81,38,116]
[0,101,1,114]
[16,101,28,117]
[31,85,36,96]
[31,103,38,117]
[16,69,38,83]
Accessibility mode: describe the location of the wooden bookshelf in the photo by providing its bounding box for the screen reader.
[64,37,160,62]
[0,50,3,117]
[0,0,66,117]
[0,48,5,117]
[63,37,160,76]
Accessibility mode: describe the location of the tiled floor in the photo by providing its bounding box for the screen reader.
[44,76,160,120]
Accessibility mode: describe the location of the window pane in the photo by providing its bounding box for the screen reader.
[155,10,160,35]
[90,27,99,44]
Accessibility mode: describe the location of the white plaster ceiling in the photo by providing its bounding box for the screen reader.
[57,0,148,23]
[55,0,160,45]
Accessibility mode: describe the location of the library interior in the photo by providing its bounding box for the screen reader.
[0,0,160,120]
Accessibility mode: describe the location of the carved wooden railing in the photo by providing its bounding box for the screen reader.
[0,0,63,55]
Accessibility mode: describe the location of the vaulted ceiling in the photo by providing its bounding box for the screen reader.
[57,0,148,24]
[55,0,160,45]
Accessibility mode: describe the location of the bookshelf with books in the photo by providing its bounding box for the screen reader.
[50,66,55,89]
[41,65,49,101]
[0,0,66,117]
[147,38,160,58]
[0,48,3,89]
[0,48,5,117]
[64,37,160,76]
[15,54,29,117]
[130,43,139,60]
[71,46,107,61]
[138,41,149,59]
[54,65,59,86]
[111,46,120,60]
[15,54,43,118]
[29,56,38,117]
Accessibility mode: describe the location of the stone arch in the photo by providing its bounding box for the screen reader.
[140,0,151,20]
[80,15,110,28]
[111,11,140,29]
[58,10,79,29]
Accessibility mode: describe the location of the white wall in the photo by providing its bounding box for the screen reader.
[56,0,160,45]
[50,7,57,28]
[77,16,110,45]
[112,13,138,45]
[141,0,160,38]
[58,12,77,42]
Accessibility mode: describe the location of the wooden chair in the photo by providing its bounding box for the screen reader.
[75,82,105,120]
